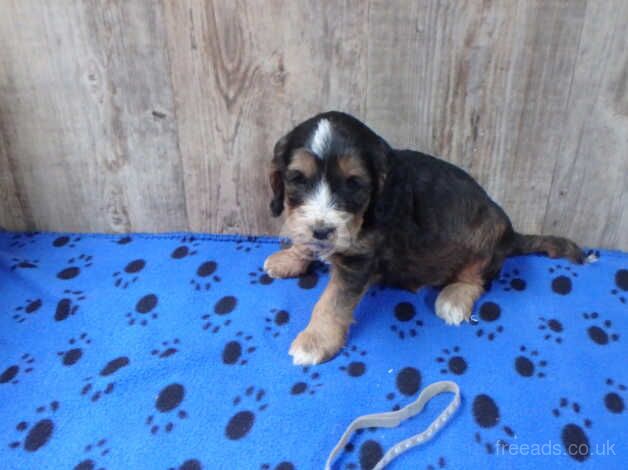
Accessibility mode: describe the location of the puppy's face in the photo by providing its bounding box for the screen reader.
[269,113,390,257]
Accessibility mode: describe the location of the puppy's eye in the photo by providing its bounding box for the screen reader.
[286,170,306,185]
[346,176,366,190]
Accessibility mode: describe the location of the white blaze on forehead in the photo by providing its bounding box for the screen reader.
[303,181,335,219]
[308,118,332,158]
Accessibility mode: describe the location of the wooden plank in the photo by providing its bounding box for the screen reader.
[163,0,368,234]
[542,0,628,249]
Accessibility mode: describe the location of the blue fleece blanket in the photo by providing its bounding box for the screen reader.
[0,232,626,470]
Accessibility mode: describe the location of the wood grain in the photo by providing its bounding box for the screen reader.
[0,0,625,248]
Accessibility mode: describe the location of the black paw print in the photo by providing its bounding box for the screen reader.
[515,345,547,378]
[190,261,220,291]
[344,439,384,470]
[55,289,87,322]
[497,268,526,292]
[426,457,447,470]
[549,264,577,295]
[58,333,91,366]
[116,236,132,245]
[264,309,290,337]
[169,459,203,470]
[126,293,159,326]
[538,317,564,343]
[225,386,268,440]
[0,353,35,385]
[385,366,421,411]
[112,258,146,289]
[435,346,468,375]
[611,269,627,304]
[298,270,321,289]
[13,298,43,323]
[171,236,200,259]
[603,378,626,414]
[9,401,59,452]
[249,267,274,285]
[552,398,592,462]
[146,383,188,434]
[8,232,39,248]
[74,438,111,470]
[151,339,180,359]
[81,356,130,402]
[52,235,81,248]
[201,295,237,332]
[339,345,368,377]
[235,236,262,252]
[260,461,295,470]
[10,258,39,271]
[472,394,515,454]
[474,302,504,341]
[222,332,256,366]
[390,301,423,339]
[583,312,619,345]
[57,254,93,280]
[290,367,323,396]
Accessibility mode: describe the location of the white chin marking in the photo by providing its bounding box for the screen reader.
[308,118,332,158]
[435,299,469,326]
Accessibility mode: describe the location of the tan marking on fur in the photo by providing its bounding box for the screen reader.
[263,245,312,278]
[435,282,484,326]
[338,153,371,181]
[289,269,365,365]
[287,148,318,178]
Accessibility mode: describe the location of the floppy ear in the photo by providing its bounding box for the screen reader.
[364,139,396,226]
[269,135,288,217]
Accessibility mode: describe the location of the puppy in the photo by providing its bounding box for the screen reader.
[264,111,584,366]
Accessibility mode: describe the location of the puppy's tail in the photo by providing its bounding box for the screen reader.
[510,233,586,264]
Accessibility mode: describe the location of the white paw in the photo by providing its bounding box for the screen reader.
[435,298,469,326]
[262,256,280,278]
[288,329,342,366]
[289,343,325,366]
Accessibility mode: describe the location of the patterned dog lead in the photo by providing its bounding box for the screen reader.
[325,381,461,470]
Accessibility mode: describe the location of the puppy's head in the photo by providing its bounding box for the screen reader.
[269,112,391,257]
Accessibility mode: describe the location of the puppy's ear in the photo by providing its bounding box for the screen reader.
[269,134,288,217]
[364,138,395,226]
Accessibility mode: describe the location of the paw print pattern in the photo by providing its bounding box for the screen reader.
[435,346,468,375]
[8,232,39,248]
[126,294,159,326]
[225,386,268,440]
[386,367,421,411]
[582,312,619,345]
[200,295,237,333]
[603,378,626,414]
[74,438,111,470]
[611,269,627,304]
[339,345,368,378]
[249,267,273,285]
[290,367,323,396]
[514,345,547,378]
[426,457,447,470]
[552,398,592,462]
[55,290,87,322]
[190,261,220,291]
[146,383,188,434]
[13,298,43,323]
[235,236,262,252]
[497,268,526,292]
[151,339,180,359]
[57,333,91,366]
[112,258,146,289]
[52,235,81,248]
[474,302,504,341]
[171,236,200,259]
[222,332,256,366]
[548,264,577,295]
[56,254,93,280]
[0,354,35,385]
[298,270,321,290]
[9,401,59,452]
[390,302,423,339]
[344,439,384,470]
[264,309,290,337]
[10,258,39,271]
[472,394,515,454]
[115,236,132,245]
[169,459,203,470]
[260,462,296,470]
[538,317,564,343]
[81,356,130,402]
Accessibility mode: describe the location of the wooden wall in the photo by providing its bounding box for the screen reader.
[0,0,626,249]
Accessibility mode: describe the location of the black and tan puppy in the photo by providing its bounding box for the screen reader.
[264,111,584,366]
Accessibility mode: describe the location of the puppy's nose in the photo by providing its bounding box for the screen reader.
[312,227,335,240]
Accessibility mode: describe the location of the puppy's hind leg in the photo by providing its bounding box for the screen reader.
[435,259,486,326]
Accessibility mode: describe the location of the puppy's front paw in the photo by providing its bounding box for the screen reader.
[435,282,481,326]
[263,250,310,279]
[435,299,470,326]
[289,328,344,366]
